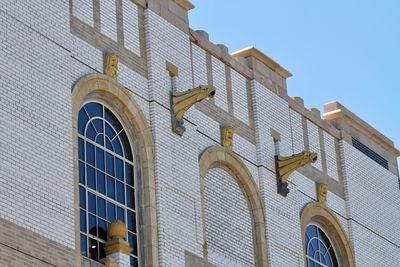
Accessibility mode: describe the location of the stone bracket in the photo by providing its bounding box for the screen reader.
[275,151,318,197]
[170,85,216,136]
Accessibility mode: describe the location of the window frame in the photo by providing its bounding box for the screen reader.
[300,203,355,267]
[72,74,160,267]
[77,100,140,266]
[305,223,339,267]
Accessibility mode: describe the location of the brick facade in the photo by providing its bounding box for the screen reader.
[0,0,399,267]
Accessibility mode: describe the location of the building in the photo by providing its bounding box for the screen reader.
[0,0,399,266]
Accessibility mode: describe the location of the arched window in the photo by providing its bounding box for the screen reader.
[301,203,355,267]
[78,102,138,267]
[198,146,268,267]
[305,224,338,267]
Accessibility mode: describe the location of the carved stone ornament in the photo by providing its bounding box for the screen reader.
[171,85,216,135]
[317,183,328,205]
[104,53,119,79]
[275,151,318,196]
[221,127,234,149]
[104,220,133,255]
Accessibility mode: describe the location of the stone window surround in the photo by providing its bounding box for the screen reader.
[199,146,268,267]
[305,223,338,267]
[72,74,159,267]
[300,203,355,267]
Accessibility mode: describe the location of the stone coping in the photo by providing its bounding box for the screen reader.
[175,0,195,10]
[190,29,254,79]
[232,46,292,79]
[323,101,399,156]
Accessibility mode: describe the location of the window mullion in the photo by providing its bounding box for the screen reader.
[79,102,138,266]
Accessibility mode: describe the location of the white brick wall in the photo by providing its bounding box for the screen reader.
[193,111,220,145]
[0,0,70,46]
[307,120,323,170]
[324,131,339,180]
[252,80,292,170]
[1,2,400,266]
[289,109,304,154]
[191,44,208,87]
[204,168,255,267]
[349,220,400,266]
[196,132,219,156]
[149,103,202,266]
[261,168,304,267]
[72,0,93,26]
[0,10,75,248]
[341,140,400,258]
[326,191,347,218]
[231,69,249,124]
[211,56,228,111]
[118,62,149,100]
[292,171,316,200]
[70,60,98,87]
[232,134,257,165]
[100,0,117,41]
[70,34,103,74]
[145,10,192,108]
[337,215,350,238]
[244,160,260,189]
[122,0,140,55]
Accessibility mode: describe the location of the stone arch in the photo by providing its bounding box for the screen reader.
[199,146,268,267]
[71,74,159,267]
[300,202,355,267]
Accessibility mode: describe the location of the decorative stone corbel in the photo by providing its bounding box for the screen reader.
[104,53,119,79]
[170,85,216,135]
[317,183,328,206]
[275,151,318,196]
[221,126,234,149]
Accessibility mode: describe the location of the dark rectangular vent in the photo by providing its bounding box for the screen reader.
[352,138,389,170]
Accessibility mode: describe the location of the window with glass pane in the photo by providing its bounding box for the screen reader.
[78,102,138,267]
[305,224,339,267]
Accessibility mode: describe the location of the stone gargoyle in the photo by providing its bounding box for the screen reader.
[170,85,216,135]
[275,151,318,196]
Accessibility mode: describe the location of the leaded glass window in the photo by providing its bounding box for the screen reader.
[305,224,338,267]
[78,102,138,267]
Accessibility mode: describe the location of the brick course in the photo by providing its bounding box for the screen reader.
[204,168,255,267]
[0,1,398,267]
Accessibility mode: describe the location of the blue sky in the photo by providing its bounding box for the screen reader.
[189,0,400,163]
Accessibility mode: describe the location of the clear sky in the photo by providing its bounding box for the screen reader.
[188,0,400,165]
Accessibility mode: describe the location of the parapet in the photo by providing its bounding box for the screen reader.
[232,46,292,79]
[147,0,195,33]
[189,29,253,79]
[232,46,291,97]
[150,1,399,174]
[190,29,291,98]
[323,101,399,173]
